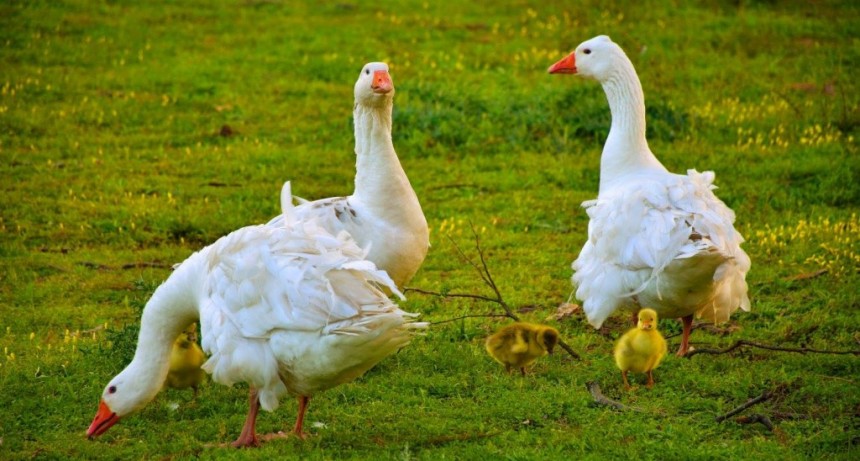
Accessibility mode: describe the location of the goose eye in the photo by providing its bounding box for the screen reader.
[108,385,117,394]
[583,49,591,55]
[365,69,370,75]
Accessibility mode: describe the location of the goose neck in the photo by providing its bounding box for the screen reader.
[124,256,202,402]
[352,104,412,207]
[598,60,664,192]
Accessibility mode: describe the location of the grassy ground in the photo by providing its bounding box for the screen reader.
[2,0,859,459]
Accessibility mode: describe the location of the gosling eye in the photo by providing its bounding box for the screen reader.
[583,48,591,55]
[108,385,117,394]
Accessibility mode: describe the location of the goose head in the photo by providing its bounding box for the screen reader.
[87,366,156,438]
[548,35,624,82]
[637,308,659,332]
[355,62,394,108]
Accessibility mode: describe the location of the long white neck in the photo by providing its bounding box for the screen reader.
[352,103,422,221]
[598,55,666,194]
[119,254,203,408]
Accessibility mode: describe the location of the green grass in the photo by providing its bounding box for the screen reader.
[2,0,859,459]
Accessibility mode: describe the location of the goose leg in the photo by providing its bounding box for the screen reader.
[676,315,694,357]
[631,310,639,326]
[646,370,655,389]
[520,367,527,377]
[232,388,261,448]
[292,395,311,439]
[621,370,632,390]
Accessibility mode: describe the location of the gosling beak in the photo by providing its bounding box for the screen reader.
[548,52,577,74]
[87,400,119,439]
[371,70,393,94]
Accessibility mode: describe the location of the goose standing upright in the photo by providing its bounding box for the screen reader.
[548,36,751,355]
[87,182,426,447]
[268,62,429,288]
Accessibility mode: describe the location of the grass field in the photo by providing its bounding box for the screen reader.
[2,0,859,459]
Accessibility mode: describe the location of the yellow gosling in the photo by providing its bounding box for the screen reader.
[165,323,207,396]
[614,309,667,389]
[485,323,559,376]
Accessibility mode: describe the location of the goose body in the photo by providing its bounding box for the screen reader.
[268,62,428,288]
[87,182,425,447]
[549,36,750,355]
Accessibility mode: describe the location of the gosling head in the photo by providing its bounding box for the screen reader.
[538,327,560,355]
[637,309,659,332]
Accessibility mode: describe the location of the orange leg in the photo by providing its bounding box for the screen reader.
[631,310,639,326]
[520,367,527,377]
[646,369,655,389]
[677,314,694,356]
[232,388,261,448]
[292,395,310,439]
[621,370,632,390]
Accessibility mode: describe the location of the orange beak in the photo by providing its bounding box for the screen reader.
[87,400,119,439]
[371,70,393,94]
[548,52,577,74]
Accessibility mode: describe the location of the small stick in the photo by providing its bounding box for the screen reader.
[685,339,860,359]
[403,287,503,306]
[429,313,511,325]
[715,390,774,423]
[783,268,828,282]
[736,413,774,431]
[121,262,171,270]
[586,381,635,412]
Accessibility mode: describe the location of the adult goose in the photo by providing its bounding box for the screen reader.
[87,182,426,447]
[268,62,429,288]
[548,36,751,355]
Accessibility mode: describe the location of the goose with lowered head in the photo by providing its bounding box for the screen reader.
[548,36,751,356]
[87,182,426,447]
[268,62,428,288]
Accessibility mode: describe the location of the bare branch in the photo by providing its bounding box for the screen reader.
[586,381,640,412]
[429,313,511,326]
[404,287,505,306]
[715,389,774,423]
[685,339,860,359]
[736,413,775,431]
[783,269,828,282]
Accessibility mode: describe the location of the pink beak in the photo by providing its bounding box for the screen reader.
[548,52,577,74]
[87,400,119,439]
[371,70,393,94]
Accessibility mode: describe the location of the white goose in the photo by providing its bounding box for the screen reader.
[548,36,751,355]
[87,182,426,447]
[268,62,429,288]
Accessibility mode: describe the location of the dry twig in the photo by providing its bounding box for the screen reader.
[715,389,774,423]
[428,313,511,325]
[783,268,828,282]
[736,413,775,431]
[405,222,581,360]
[685,339,860,359]
[586,381,639,412]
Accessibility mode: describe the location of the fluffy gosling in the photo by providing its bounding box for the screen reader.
[614,308,667,389]
[164,323,207,396]
[485,323,559,376]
